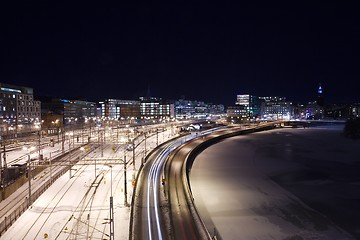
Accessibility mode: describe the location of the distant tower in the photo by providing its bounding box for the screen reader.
[316,82,324,106]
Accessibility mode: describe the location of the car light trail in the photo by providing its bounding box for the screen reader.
[146,143,172,240]
[145,136,198,240]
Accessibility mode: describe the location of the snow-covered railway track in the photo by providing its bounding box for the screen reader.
[5,144,127,240]
[19,146,103,239]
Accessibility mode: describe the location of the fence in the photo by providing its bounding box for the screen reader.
[0,163,70,236]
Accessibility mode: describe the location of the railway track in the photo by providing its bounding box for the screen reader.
[12,144,127,239]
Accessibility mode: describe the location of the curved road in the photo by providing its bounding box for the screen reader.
[132,128,235,240]
[131,123,278,240]
[131,137,189,240]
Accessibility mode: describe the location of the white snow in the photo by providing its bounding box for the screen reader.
[190,125,358,240]
[3,124,358,240]
[1,127,175,240]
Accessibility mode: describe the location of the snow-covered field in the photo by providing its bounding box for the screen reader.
[190,124,359,240]
[1,128,174,240]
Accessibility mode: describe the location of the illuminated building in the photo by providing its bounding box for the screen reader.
[235,94,261,120]
[175,98,224,119]
[40,97,97,127]
[139,97,175,119]
[260,96,293,120]
[100,99,140,120]
[316,82,324,106]
[0,83,41,137]
[226,94,260,123]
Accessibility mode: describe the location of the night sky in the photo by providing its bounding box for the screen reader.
[1,2,359,107]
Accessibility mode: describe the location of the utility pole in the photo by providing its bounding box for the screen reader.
[81,123,84,143]
[89,120,92,140]
[132,140,135,171]
[142,132,147,167]
[94,156,97,180]
[98,128,103,157]
[57,126,60,142]
[27,154,32,206]
[38,130,41,160]
[124,155,128,207]
[69,134,72,179]
[1,143,7,188]
[103,127,106,145]
[156,128,159,146]
[109,165,114,240]
[99,129,104,158]
[144,132,147,157]
[49,151,52,183]
[62,128,65,153]
[0,143,2,186]
[116,126,119,144]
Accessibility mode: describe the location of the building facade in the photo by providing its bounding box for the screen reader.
[0,83,41,136]
[40,98,97,129]
[100,99,140,120]
[260,96,293,120]
[139,97,175,119]
[175,99,225,119]
[235,94,261,120]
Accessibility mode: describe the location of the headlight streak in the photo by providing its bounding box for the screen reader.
[146,142,176,240]
[145,134,200,240]
[140,126,243,239]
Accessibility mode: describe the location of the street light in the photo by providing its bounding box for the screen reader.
[23,146,35,206]
[102,164,116,239]
[49,151,53,183]
[123,155,128,207]
[66,131,74,178]
[143,132,147,166]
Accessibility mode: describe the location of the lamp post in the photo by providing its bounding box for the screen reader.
[156,128,159,146]
[95,153,97,180]
[132,138,135,171]
[105,165,114,239]
[49,151,52,183]
[23,146,35,206]
[124,155,128,207]
[98,128,104,157]
[66,132,73,178]
[143,132,147,166]
[101,130,104,157]
[38,130,41,161]
[1,138,7,188]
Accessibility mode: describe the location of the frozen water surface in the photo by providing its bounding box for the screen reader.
[190,124,359,240]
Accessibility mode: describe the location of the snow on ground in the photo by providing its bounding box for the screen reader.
[2,147,130,239]
[190,124,359,240]
[1,129,174,240]
[5,124,358,240]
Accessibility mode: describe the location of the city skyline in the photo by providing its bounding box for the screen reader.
[1,2,359,237]
[1,2,359,106]
[0,80,351,109]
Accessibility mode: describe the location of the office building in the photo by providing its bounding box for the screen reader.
[40,97,97,128]
[175,98,224,119]
[0,83,41,136]
[260,96,293,120]
[235,94,261,120]
[140,97,175,119]
[100,99,140,120]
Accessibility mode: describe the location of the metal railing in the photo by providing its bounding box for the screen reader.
[0,161,69,236]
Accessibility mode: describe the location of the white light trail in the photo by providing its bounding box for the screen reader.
[145,133,205,239]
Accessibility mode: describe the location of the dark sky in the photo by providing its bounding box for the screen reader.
[1,2,359,107]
